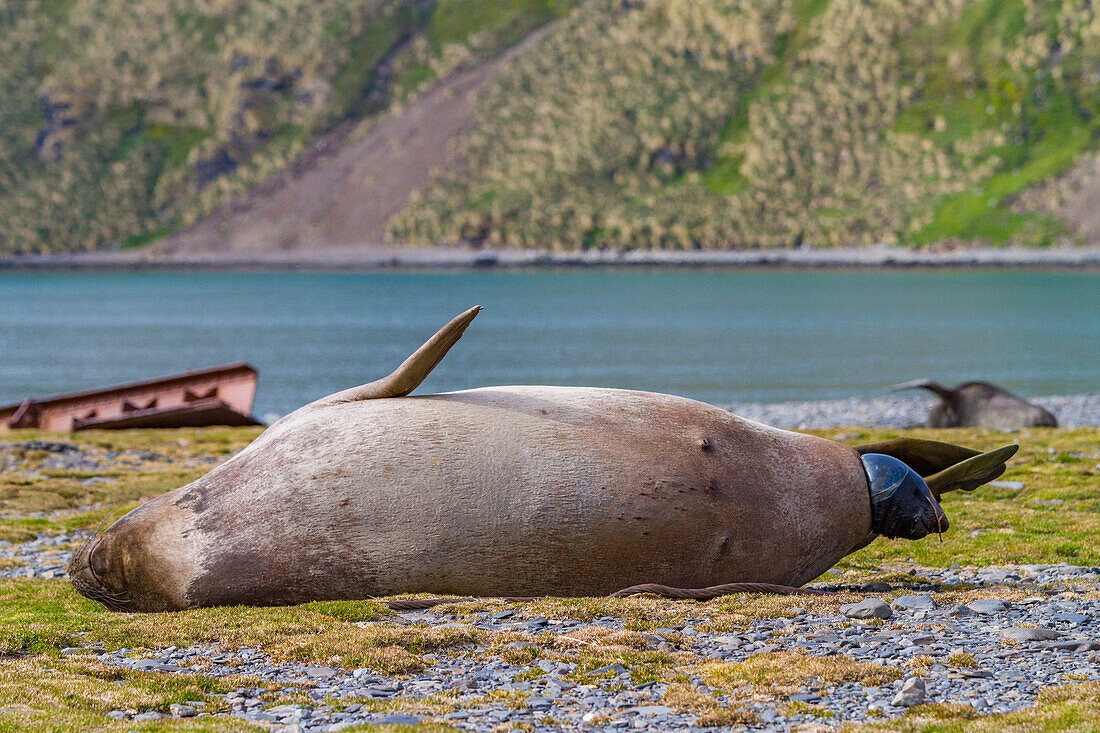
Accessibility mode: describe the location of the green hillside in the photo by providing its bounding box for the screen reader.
[392,0,1100,250]
[1,0,1096,254]
[0,0,575,254]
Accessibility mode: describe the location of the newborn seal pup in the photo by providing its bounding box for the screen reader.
[70,307,1017,611]
[891,379,1057,429]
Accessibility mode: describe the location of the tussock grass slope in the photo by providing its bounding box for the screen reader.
[391,0,1099,250]
[0,0,576,255]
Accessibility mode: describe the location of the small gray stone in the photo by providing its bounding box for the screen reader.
[891,677,925,707]
[711,635,742,648]
[305,666,339,678]
[1040,640,1100,652]
[374,714,422,725]
[1002,627,1063,642]
[841,598,892,619]
[133,711,166,720]
[967,599,1010,614]
[169,703,196,718]
[989,480,1025,490]
[106,711,130,720]
[591,663,629,675]
[892,595,936,611]
[958,668,993,678]
[245,712,280,723]
[1053,613,1090,627]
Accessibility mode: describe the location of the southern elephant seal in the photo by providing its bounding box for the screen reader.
[70,307,1017,612]
[891,379,1057,429]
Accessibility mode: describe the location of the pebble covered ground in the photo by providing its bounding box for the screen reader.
[2,419,1097,731]
[724,394,1100,430]
[7,532,1100,731]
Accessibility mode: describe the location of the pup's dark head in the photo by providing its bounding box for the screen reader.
[861,453,949,540]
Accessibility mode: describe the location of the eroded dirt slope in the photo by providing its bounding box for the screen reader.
[151,28,549,256]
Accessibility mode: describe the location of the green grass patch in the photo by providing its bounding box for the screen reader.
[0,656,265,732]
[702,0,832,196]
[427,0,577,55]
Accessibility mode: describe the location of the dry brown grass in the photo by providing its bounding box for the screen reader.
[663,683,761,726]
[268,623,486,673]
[702,651,903,691]
[945,652,977,667]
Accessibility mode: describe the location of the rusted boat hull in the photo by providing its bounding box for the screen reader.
[0,364,260,432]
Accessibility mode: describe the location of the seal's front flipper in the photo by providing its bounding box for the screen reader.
[924,444,1019,499]
[855,437,978,477]
[322,305,482,404]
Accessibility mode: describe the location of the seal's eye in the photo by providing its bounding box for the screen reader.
[89,541,109,581]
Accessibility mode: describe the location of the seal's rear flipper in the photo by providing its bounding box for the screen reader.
[888,379,954,401]
[322,305,481,404]
[924,444,1019,499]
[855,437,978,477]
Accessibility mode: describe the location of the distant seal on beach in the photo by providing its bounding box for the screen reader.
[892,379,1057,429]
[69,307,1016,612]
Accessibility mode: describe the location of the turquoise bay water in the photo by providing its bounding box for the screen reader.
[0,270,1096,418]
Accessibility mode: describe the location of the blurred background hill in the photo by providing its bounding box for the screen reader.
[1,0,1096,255]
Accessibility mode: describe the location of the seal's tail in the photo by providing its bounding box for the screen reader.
[321,305,481,404]
[924,444,1019,499]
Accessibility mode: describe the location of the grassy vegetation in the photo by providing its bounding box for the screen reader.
[859,683,1100,731]
[392,0,1100,250]
[4,0,1094,254]
[0,656,266,732]
[0,425,1097,730]
[702,651,903,688]
[0,0,577,255]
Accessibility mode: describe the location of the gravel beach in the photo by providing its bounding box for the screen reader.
[2,422,1097,731]
[6,244,1100,270]
[11,533,1097,732]
[723,394,1100,430]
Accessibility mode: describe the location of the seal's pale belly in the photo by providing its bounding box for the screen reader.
[171,386,871,606]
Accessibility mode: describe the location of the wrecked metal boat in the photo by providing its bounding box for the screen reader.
[0,364,261,432]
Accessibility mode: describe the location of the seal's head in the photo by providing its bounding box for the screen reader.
[67,499,199,612]
[861,453,948,540]
[68,530,135,612]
